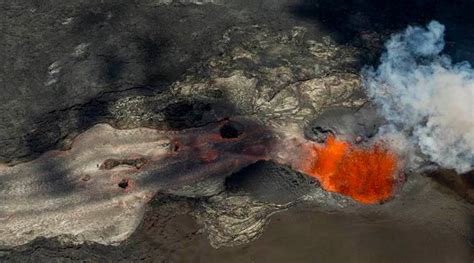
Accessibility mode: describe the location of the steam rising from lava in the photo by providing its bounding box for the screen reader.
[363,21,474,173]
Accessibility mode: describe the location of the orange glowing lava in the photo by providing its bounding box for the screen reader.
[301,136,398,204]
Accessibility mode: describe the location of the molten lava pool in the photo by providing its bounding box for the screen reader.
[299,136,398,204]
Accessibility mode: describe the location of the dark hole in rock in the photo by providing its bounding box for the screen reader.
[118,179,129,189]
[196,103,212,112]
[173,144,180,152]
[164,102,193,118]
[311,126,335,143]
[162,101,213,129]
[219,122,244,139]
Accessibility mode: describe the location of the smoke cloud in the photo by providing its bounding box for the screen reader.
[363,21,474,173]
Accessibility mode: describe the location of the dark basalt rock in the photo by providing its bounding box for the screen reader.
[225,161,317,204]
[305,104,385,143]
[427,169,474,204]
[219,121,244,139]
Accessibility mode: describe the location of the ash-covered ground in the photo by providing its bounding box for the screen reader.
[1,0,474,262]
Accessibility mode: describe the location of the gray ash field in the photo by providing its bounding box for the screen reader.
[1,0,474,262]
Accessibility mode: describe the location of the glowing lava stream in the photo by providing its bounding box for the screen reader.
[293,135,399,204]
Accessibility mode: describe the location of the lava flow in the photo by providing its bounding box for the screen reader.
[297,136,398,204]
[0,117,401,248]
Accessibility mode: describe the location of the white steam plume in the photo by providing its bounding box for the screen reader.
[363,21,474,173]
